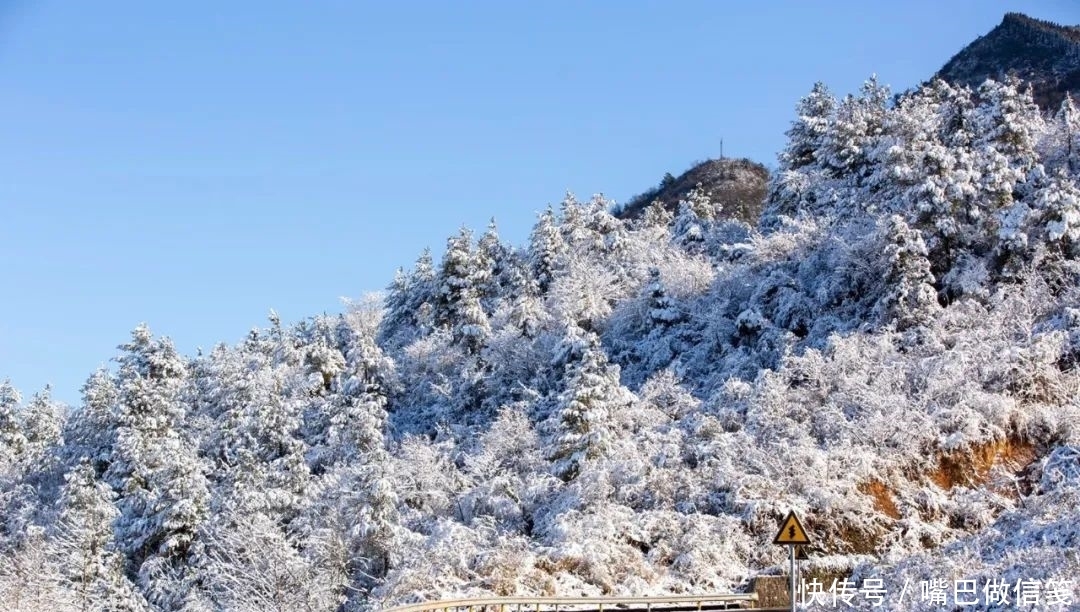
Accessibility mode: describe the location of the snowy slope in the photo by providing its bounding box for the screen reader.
[0,75,1079,611]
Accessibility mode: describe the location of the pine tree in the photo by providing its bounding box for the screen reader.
[436,228,491,353]
[894,81,980,272]
[646,268,686,328]
[352,468,401,582]
[202,508,334,612]
[975,77,1042,176]
[382,268,413,336]
[1038,170,1080,257]
[939,80,976,149]
[381,249,438,344]
[106,324,209,609]
[819,75,890,180]
[968,79,1046,252]
[549,332,634,481]
[779,81,836,171]
[53,459,149,611]
[21,388,63,462]
[476,218,508,313]
[304,330,347,394]
[64,368,121,477]
[672,185,716,251]
[0,380,26,467]
[640,199,674,229]
[877,79,949,197]
[1045,95,1079,173]
[298,458,403,600]
[872,216,939,330]
[559,192,589,247]
[584,194,631,263]
[529,206,565,293]
[549,320,594,374]
[327,388,386,466]
[763,80,858,223]
[326,318,393,465]
[214,352,310,518]
[509,276,546,339]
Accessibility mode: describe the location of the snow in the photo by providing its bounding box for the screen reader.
[0,77,1079,610]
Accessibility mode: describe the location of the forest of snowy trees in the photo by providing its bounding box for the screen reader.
[1,76,1079,611]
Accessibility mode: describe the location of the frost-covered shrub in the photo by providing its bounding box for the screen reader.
[1038,446,1080,493]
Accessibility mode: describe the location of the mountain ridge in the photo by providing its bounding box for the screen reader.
[936,11,1080,109]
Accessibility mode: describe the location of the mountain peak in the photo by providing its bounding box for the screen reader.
[616,157,769,225]
[936,12,1080,108]
[1000,11,1080,38]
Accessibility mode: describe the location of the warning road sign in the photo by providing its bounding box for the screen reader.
[773,511,811,545]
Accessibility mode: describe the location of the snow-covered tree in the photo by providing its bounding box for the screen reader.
[301,316,348,395]
[435,228,491,353]
[381,249,438,345]
[975,77,1043,176]
[583,194,631,260]
[872,215,940,329]
[209,352,310,519]
[477,218,510,312]
[548,332,634,481]
[1044,94,1080,173]
[53,459,148,611]
[1037,170,1080,257]
[645,268,685,329]
[63,368,120,477]
[639,199,673,229]
[876,79,951,201]
[780,81,836,171]
[326,317,392,466]
[106,325,209,609]
[298,458,405,604]
[0,380,26,468]
[559,192,590,248]
[205,513,340,612]
[20,388,63,463]
[672,185,717,251]
[529,206,566,292]
[508,276,547,339]
[818,75,889,180]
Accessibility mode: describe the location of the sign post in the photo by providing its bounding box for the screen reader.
[795,546,810,604]
[773,511,811,612]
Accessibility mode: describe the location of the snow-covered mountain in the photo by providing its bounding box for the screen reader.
[2,26,1080,612]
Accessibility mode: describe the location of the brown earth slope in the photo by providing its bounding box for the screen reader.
[616,157,769,226]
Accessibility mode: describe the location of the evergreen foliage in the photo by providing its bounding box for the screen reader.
[2,75,1080,609]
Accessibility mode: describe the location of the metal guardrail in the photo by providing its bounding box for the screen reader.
[383,593,760,612]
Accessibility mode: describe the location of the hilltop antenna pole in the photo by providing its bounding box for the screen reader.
[720,138,724,161]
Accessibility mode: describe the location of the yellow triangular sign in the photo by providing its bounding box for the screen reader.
[773,511,811,545]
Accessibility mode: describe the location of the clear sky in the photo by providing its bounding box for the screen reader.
[2,0,1077,406]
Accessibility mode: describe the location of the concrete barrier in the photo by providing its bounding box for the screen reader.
[382,593,761,612]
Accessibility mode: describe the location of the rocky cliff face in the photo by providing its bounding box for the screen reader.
[936,12,1080,109]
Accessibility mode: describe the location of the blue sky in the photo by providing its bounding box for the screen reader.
[2,0,1077,405]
